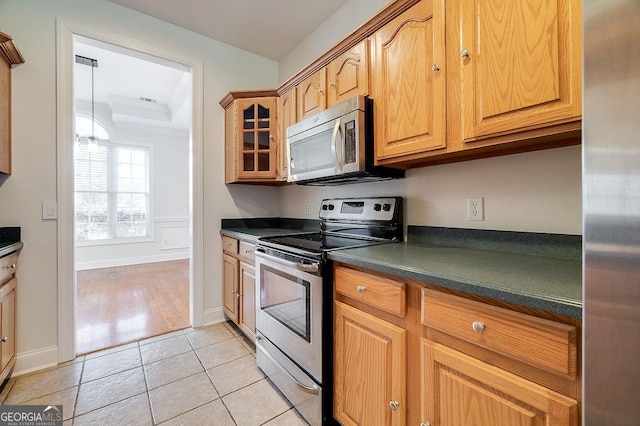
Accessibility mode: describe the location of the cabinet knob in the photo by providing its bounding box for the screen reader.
[420,423,431,426]
[4,264,16,269]
[1,337,7,343]
[432,63,440,72]
[461,48,470,58]
[389,400,399,411]
[329,81,335,87]
[244,249,252,254]
[318,89,324,94]
[472,321,485,334]
[356,285,366,294]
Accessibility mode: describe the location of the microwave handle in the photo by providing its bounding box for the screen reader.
[331,119,343,170]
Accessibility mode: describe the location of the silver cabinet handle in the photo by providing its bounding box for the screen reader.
[4,264,16,269]
[389,400,399,411]
[432,63,440,72]
[472,321,485,333]
[356,285,366,293]
[420,423,431,426]
[244,249,252,254]
[1,337,7,343]
[461,48,470,58]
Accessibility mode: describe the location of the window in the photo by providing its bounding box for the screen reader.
[74,116,150,242]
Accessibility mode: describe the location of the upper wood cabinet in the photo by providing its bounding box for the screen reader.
[0,32,25,175]
[326,40,370,107]
[242,0,582,171]
[370,0,446,163]
[446,0,582,147]
[277,87,296,181]
[221,90,283,184]
[295,40,370,122]
[297,68,327,121]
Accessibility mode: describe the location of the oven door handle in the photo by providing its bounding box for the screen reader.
[256,335,320,395]
[256,250,319,274]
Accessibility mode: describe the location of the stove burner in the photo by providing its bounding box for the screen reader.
[263,231,389,254]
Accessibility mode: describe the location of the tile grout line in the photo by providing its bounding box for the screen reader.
[138,342,157,426]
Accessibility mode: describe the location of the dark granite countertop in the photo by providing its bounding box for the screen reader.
[221,227,318,244]
[220,221,582,318]
[220,218,319,244]
[328,242,581,318]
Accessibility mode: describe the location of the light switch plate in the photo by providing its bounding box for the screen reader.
[42,201,58,220]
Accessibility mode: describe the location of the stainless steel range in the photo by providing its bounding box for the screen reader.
[255,197,403,425]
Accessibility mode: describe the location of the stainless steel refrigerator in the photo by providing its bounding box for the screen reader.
[583,0,640,423]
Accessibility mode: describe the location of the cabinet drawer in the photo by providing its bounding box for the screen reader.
[0,253,18,285]
[222,236,238,255]
[335,266,406,317]
[239,241,255,263]
[422,288,577,377]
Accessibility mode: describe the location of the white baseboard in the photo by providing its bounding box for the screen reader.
[76,251,189,271]
[13,346,60,377]
[203,306,226,326]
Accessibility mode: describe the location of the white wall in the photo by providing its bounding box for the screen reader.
[279,146,582,234]
[74,102,191,270]
[277,0,582,235]
[0,0,280,371]
[279,0,390,83]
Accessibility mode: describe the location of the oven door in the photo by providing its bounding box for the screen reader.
[255,249,323,382]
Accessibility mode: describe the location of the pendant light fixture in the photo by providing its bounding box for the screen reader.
[75,55,99,152]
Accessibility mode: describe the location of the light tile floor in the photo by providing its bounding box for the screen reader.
[0,322,309,426]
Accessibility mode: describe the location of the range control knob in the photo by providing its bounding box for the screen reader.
[383,203,391,212]
[322,204,328,210]
[373,203,382,212]
[328,204,335,211]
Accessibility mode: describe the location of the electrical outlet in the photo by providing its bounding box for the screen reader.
[303,202,309,216]
[467,197,484,221]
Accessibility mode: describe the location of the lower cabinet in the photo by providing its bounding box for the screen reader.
[334,301,406,426]
[333,263,581,426]
[238,261,256,338]
[222,253,239,323]
[0,250,18,384]
[421,340,578,426]
[221,236,256,341]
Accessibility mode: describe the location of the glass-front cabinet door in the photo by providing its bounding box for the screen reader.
[220,90,281,184]
[238,98,277,179]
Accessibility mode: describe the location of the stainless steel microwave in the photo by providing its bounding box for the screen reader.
[286,96,405,185]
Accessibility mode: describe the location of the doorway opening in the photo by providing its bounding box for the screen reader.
[72,36,192,354]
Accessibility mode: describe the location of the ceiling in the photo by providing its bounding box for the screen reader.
[105,0,351,61]
[76,0,351,133]
[74,36,192,131]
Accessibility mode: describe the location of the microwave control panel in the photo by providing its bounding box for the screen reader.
[344,120,357,164]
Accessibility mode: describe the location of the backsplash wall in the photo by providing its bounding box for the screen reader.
[278,145,582,235]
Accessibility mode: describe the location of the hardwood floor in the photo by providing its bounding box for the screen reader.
[76,259,190,355]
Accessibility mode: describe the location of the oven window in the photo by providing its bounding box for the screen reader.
[260,265,311,342]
